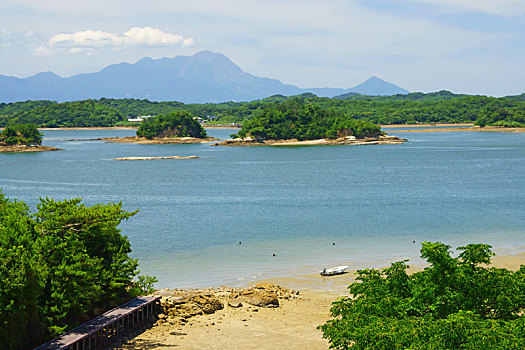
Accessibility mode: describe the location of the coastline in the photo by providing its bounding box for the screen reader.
[387,126,525,133]
[100,136,219,144]
[38,126,138,131]
[21,124,524,134]
[213,135,407,147]
[117,250,525,350]
[382,123,474,128]
[0,144,61,153]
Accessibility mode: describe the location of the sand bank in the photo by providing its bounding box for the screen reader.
[382,123,474,128]
[389,126,525,133]
[117,250,524,350]
[114,155,200,161]
[38,126,138,131]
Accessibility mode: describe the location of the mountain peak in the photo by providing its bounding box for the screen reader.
[191,50,239,68]
[0,51,408,103]
[29,71,61,79]
[349,76,408,95]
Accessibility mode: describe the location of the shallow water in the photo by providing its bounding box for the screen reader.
[1,128,524,288]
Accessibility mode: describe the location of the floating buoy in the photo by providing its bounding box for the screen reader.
[272,253,276,257]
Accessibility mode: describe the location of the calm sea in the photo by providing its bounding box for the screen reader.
[1,128,524,288]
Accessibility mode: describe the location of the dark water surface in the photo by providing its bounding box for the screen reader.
[1,128,524,288]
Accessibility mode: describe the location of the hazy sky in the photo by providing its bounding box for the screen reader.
[1,0,524,95]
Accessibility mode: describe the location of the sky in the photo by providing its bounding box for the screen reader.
[0,0,524,96]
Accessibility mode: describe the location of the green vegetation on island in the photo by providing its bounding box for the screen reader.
[1,91,524,128]
[136,111,207,139]
[232,101,381,140]
[0,191,156,349]
[320,242,525,350]
[0,123,42,145]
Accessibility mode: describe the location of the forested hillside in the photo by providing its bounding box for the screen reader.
[0,100,123,127]
[1,91,524,128]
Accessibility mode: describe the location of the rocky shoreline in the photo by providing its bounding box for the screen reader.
[107,136,220,144]
[117,282,330,350]
[213,134,407,147]
[151,283,298,328]
[65,136,220,144]
[0,144,61,153]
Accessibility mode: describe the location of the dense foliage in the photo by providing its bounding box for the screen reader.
[1,91,524,127]
[320,242,525,349]
[0,191,155,349]
[233,101,381,140]
[136,111,207,139]
[0,123,42,145]
[0,100,123,127]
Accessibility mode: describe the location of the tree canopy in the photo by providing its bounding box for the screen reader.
[136,111,207,139]
[0,123,42,145]
[320,242,525,349]
[1,91,524,128]
[0,191,155,349]
[232,101,381,140]
[0,100,123,128]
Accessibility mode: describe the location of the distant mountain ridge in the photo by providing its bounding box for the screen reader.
[0,51,408,103]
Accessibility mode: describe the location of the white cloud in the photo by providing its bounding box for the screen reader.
[45,27,195,53]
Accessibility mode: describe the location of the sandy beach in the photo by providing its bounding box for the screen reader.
[381,123,474,128]
[116,250,524,350]
[388,126,525,133]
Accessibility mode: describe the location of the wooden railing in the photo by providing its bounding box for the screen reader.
[34,295,160,350]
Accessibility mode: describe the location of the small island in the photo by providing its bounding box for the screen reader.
[213,102,407,146]
[103,111,219,144]
[0,124,60,153]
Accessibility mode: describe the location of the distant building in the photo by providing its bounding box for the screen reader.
[127,115,154,123]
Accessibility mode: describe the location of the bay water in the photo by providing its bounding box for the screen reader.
[1,128,524,288]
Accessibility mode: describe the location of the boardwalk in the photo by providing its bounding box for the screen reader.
[35,296,160,350]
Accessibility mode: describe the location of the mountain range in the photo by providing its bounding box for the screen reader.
[0,50,408,103]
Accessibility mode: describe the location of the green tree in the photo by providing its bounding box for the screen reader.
[0,193,43,349]
[0,124,42,145]
[0,190,155,349]
[320,242,525,349]
[136,110,207,139]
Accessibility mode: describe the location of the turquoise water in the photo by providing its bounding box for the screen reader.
[1,129,524,288]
